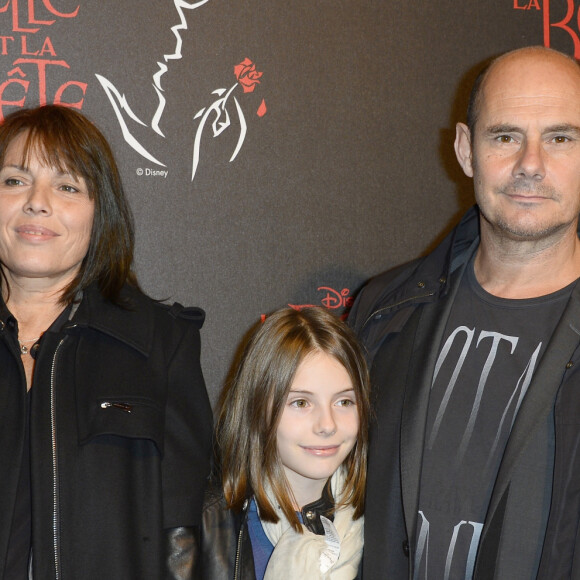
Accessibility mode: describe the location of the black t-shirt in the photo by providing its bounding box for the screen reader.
[4,392,31,579]
[415,261,574,579]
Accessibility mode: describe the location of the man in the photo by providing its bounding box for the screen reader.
[349,46,580,579]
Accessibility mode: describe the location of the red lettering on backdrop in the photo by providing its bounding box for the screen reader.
[514,1,580,59]
[0,77,28,110]
[514,0,541,8]
[319,287,353,310]
[36,0,78,20]
[0,0,78,31]
[21,35,55,56]
[39,36,55,56]
[13,57,67,104]
[26,0,55,27]
[539,0,580,58]
[0,36,14,55]
[20,35,37,54]
[53,79,86,108]
[261,287,354,322]
[0,0,41,33]
[0,0,85,119]
[280,287,354,320]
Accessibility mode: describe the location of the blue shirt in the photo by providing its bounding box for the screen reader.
[247,499,274,580]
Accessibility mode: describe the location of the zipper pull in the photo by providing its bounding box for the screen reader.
[100,401,133,413]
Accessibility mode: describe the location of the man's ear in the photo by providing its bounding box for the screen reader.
[454,122,474,178]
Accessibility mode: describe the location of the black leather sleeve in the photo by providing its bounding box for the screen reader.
[165,526,197,580]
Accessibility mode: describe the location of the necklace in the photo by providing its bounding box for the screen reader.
[18,336,40,356]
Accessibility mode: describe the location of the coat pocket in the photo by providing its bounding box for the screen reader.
[77,395,165,453]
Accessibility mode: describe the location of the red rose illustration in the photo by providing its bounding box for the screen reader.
[234,57,263,93]
[257,99,267,117]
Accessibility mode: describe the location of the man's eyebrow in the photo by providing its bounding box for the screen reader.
[543,124,580,137]
[485,124,521,135]
[484,124,580,137]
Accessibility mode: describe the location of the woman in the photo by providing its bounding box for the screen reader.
[0,105,212,579]
[195,307,370,579]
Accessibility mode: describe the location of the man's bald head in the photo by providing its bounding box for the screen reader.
[466,46,580,136]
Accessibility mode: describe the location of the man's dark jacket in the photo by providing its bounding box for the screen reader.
[0,283,213,579]
[349,206,580,579]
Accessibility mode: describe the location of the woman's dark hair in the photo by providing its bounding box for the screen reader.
[0,104,136,304]
[216,307,370,533]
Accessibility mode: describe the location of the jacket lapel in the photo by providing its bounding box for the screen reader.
[400,268,466,545]
[481,288,580,546]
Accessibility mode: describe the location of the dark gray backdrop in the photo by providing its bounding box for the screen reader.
[0,0,576,401]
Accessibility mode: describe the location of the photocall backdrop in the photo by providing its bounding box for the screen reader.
[0,0,576,402]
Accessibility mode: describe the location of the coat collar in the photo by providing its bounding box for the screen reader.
[299,478,335,535]
[66,283,155,357]
[354,206,480,364]
[358,205,480,337]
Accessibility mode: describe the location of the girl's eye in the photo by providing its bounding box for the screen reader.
[336,398,355,407]
[290,399,308,408]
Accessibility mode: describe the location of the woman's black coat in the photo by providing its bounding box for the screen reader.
[0,283,213,579]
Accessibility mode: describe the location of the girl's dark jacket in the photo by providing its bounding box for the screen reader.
[0,282,213,579]
[349,206,580,579]
[192,484,336,580]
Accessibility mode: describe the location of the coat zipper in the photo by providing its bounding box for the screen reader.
[234,524,243,580]
[50,338,65,580]
[234,499,249,580]
[100,401,133,413]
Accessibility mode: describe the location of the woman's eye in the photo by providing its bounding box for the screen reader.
[59,184,79,193]
[4,177,23,186]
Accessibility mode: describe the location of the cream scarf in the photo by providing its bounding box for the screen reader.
[260,470,364,579]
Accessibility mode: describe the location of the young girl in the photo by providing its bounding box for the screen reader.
[195,307,370,579]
